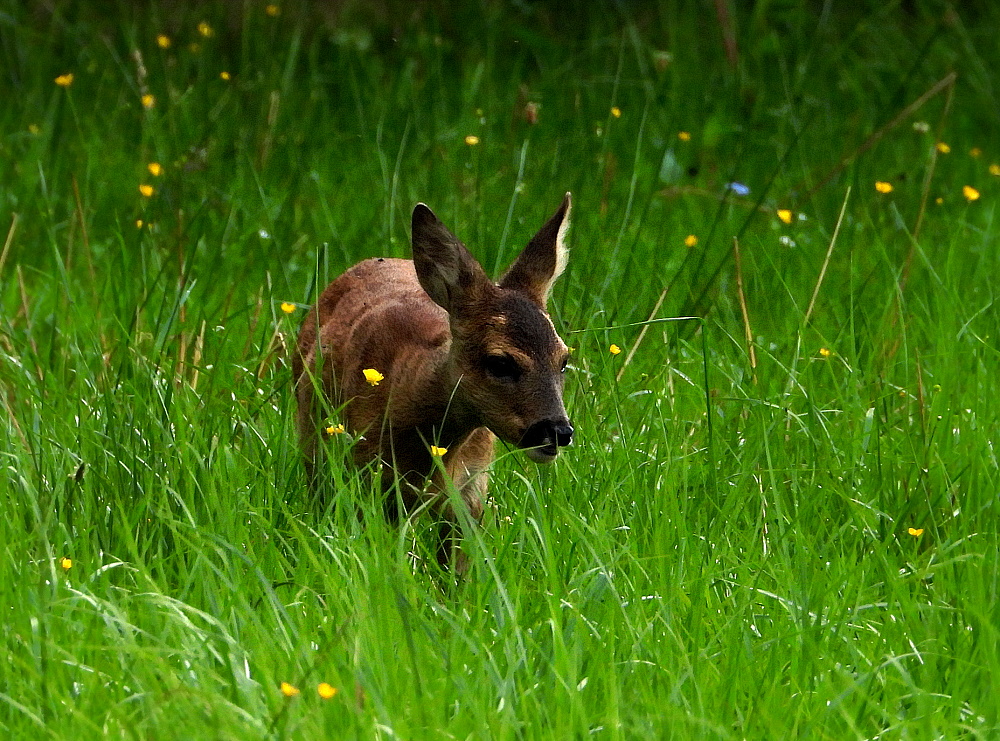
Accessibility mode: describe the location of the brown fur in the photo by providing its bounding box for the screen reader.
[293,194,574,568]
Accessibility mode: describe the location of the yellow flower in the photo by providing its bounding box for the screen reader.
[28,123,40,135]
[141,94,156,109]
[280,682,300,697]
[677,131,691,141]
[609,344,622,355]
[430,445,448,457]
[60,557,73,570]
[266,4,281,17]
[819,347,832,357]
[963,185,980,202]
[220,71,231,81]
[935,141,950,154]
[990,164,1000,177]
[684,234,698,247]
[147,162,162,177]
[55,73,74,87]
[907,527,924,537]
[136,219,144,229]
[363,368,384,386]
[464,135,480,146]
[970,147,982,158]
[157,34,171,49]
[280,301,296,314]
[777,209,793,224]
[325,423,345,436]
[318,682,337,699]
[139,184,155,197]
[610,106,622,118]
[935,197,943,205]
[198,21,214,38]
[875,181,893,194]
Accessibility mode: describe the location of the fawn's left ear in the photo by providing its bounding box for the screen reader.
[499,192,571,307]
[412,203,491,313]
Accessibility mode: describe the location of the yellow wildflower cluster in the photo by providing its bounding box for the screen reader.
[281,681,338,698]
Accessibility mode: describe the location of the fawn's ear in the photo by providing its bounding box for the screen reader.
[499,192,571,307]
[412,204,490,313]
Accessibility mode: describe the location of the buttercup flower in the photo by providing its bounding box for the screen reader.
[684,234,698,247]
[819,347,832,357]
[935,142,950,154]
[875,181,893,194]
[963,185,980,202]
[198,21,214,37]
[970,147,982,158]
[157,34,172,49]
[610,106,622,118]
[318,682,337,699]
[908,527,923,537]
[464,135,480,146]
[430,445,448,457]
[141,94,155,109]
[266,4,281,16]
[609,344,622,355]
[55,73,74,87]
[777,209,793,224]
[990,164,1000,177]
[60,557,73,570]
[363,368,384,386]
[220,71,231,81]
[147,162,162,177]
[139,184,155,197]
[677,131,691,141]
[325,424,345,436]
[280,302,296,314]
[280,682,300,697]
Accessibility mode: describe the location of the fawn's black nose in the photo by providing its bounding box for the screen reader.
[554,423,574,447]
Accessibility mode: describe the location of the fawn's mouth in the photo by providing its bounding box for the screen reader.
[525,444,559,463]
[520,420,574,463]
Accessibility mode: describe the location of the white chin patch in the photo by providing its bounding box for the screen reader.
[525,448,558,464]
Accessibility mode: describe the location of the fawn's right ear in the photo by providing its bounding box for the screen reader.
[412,204,490,313]
[498,192,571,307]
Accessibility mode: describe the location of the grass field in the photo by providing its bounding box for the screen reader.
[3,1,1000,738]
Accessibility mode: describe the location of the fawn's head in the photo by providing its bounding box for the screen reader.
[411,193,574,461]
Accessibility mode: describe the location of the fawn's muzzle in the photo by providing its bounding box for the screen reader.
[521,419,574,462]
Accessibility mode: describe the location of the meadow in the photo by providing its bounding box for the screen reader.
[2,1,999,737]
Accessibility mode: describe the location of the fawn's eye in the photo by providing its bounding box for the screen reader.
[484,353,522,382]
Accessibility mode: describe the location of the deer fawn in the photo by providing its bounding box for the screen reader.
[293,193,574,568]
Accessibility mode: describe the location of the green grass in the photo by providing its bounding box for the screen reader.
[3,1,1000,738]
